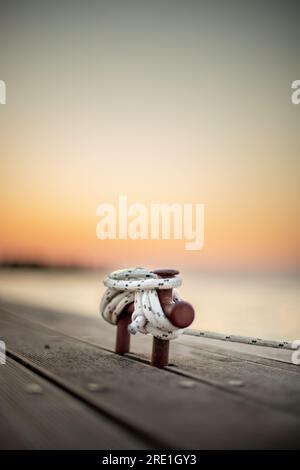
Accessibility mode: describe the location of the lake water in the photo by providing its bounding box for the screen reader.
[0,269,299,341]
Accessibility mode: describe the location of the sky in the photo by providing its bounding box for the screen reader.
[0,0,299,271]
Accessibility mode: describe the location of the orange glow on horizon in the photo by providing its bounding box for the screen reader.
[1,2,299,272]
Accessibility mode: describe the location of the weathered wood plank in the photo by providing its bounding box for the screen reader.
[176,334,299,370]
[1,299,296,368]
[1,308,300,449]
[3,300,299,409]
[1,300,300,420]
[0,357,147,449]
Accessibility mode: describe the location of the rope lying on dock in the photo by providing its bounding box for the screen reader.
[100,267,184,339]
[184,329,299,351]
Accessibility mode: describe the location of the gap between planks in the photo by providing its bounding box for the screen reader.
[0,356,148,450]
[1,302,300,422]
[2,308,299,448]
[0,306,300,420]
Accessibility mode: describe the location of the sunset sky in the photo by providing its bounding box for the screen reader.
[1,0,299,271]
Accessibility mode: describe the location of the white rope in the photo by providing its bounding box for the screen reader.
[100,267,299,351]
[100,267,184,340]
[183,329,299,351]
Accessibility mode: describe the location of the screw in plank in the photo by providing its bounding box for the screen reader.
[25,383,43,395]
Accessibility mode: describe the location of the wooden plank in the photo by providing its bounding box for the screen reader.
[166,348,300,418]
[1,308,300,449]
[1,299,296,368]
[176,334,299,369]
[0,357,146,449]
[1,301,300,419]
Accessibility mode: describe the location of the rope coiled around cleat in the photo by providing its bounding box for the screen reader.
[100,267,184,340]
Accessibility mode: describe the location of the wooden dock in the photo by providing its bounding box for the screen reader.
[0,299,299,449]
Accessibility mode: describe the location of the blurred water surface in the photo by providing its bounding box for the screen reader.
[0,268,299,341]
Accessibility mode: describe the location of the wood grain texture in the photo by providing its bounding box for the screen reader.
[0,304,300,449]
[0,357,147,449]
[1,299,295,366]
[2,300,299,417]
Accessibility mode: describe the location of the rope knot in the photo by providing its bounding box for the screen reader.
[100,267,184,340]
